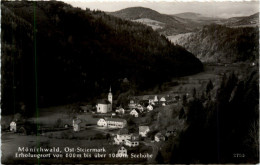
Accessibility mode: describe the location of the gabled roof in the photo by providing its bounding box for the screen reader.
[97,99,111,104]
[139,126,149,132]
[130,109,138,113]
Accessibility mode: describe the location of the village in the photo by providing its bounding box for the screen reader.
[3,63,249,163]
[6,85,184,162]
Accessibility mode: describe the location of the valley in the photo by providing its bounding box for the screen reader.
[1,1,259,164]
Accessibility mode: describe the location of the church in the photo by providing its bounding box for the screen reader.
[96,87,113,113]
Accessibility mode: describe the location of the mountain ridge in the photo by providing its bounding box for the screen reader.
[1,1,203,115]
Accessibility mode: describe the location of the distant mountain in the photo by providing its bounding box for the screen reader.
[109,7,201,35]
[173,12,225,24]
[2,2,203,115]
[173,12,202,19]
[175,24,259,63]
[225,12,259,27]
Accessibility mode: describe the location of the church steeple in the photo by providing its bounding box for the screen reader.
[108,86,113,104]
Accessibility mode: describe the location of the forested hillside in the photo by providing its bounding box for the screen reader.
[176,24,259,63]
[1,1,203,115]
[156,66,259,164]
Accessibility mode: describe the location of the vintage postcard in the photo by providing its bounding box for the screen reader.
[1,0,259,164]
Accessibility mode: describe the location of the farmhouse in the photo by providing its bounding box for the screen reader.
[96,87,113,113]
[155,132,165,142]
[128,99,137,109]
[117,146,128,157]
[125,139,139,147]
[97,118,127,128]
[130,109,139,117]
[72,118,82,132]
[97,118,107,127]
[147,104,153,111]
[10,121,17,132]
[136,104,144,112]
[114,129,131,145]
[148,96,155,105]
[10,121,28,134]
[160,96,166,102]
[139,126,150,137]
[125,134,139,147]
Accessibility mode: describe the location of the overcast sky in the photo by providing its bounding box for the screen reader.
[65,1,259,18]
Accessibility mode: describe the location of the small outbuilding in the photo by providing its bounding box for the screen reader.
[10,121,17,132]
[117,146,128,157]
[72,118,82,132]
[155,132,165,142]
[139,126,150,137]
[130,109,139,118]
[147,104,153,111]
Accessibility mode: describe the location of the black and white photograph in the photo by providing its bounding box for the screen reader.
[1,0,259,164]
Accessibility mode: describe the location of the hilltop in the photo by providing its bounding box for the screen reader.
[224,12,259,27]
[109,7,201,35]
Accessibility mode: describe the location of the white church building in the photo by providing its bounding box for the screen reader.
[96,87,113,113]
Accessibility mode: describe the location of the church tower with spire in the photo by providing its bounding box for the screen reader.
[108,86,113,105]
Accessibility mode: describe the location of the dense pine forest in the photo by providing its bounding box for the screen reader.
[176,24,259,63]
[1,1,203,115]
[155,67,259,164]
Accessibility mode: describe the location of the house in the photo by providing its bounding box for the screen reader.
[147,104,153,111]
[139,126,150,137]
[10,121,17,132]
[105,118,127,128]
[10,120,27,134]
[114,129,131,145]
[128,99,136,109]
[115,108,125,115]
[154,132,165,142]
[160,96,166,102]
[97,118,107,127]
[117,146,128,157]
[72,118,82,132]
[130,109,139,118]
[96,87,113,113]
[125,139,139,147]
[136,104,144,112]
[148,96,155,105]
[125,134,139,147]
[154,95,158,103]
[10,120,36,135]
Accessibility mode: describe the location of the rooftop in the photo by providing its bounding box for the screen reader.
[97,99,111,104]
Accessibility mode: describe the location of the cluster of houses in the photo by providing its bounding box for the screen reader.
[114,129,139,147]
